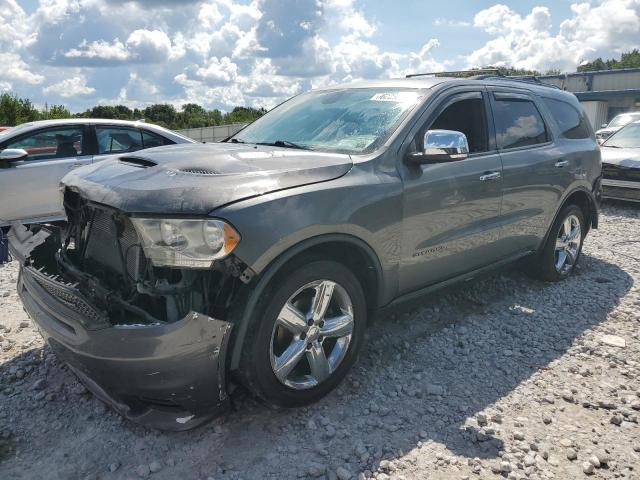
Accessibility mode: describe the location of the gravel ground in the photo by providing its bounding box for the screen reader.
[0,202,639,480]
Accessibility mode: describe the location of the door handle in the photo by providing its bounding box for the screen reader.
[479,171,501,181]
[555,160,569,168]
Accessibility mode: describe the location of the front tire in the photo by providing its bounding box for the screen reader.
[237,260,367,408]
[529,204,585,281]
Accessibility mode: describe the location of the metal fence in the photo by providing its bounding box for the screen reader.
[176,123,246,143]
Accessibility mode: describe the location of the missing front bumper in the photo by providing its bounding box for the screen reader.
[12,225,234,431]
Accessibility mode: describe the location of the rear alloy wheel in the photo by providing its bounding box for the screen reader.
[529,204,585,281]
[239,260,366,407]
[553,214,582,275]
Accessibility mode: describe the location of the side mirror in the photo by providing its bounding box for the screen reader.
[601,123,608,128]
[406,129,469,165]
[0,148,28,162]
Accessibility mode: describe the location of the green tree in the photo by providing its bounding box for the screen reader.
[46,104,71,120]
[578,49,640,72]
[142,104,177,128]
[222,106,267,124]
[0,93,40,126]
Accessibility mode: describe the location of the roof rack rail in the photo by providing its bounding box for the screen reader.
[406,69,502,78]
[480,75,563,90]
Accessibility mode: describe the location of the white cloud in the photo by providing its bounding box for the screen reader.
[433,18,471,27]
[43,76,95,97]
[195,56,239,85]
[64,29,182,64]
[0,53,45,85]
[467,1,640,71]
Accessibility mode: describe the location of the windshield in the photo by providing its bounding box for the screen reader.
[609,113,640,128]
[230,88,425,155]
[603,122,640,148]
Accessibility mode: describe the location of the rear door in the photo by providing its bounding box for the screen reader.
[399,88,504,293]
[488,88,566,254]
[0,125,91,223]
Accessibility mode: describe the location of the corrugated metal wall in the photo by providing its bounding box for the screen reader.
[581,101,609,129]
[540,70,640,93]
[176,123,247,143]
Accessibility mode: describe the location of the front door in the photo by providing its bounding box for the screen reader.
[0,125,92,223]
[399,89,504,294]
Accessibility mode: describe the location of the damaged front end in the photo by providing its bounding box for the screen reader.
[9,189,244,430]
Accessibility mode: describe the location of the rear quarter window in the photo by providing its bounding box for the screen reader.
[542,97,592,139]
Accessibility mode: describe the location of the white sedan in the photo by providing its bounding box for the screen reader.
[0,119,195,227]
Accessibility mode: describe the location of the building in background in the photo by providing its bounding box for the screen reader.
[539,68,640,129]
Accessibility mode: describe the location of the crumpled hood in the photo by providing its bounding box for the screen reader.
[601,146,640,168]
[62,143,352,215]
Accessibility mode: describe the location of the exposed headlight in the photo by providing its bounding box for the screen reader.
[131,218,240,268]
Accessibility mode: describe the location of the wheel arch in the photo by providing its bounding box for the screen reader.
[228,233,384,371]
[539,186,598,252]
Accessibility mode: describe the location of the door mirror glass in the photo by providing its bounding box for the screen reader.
[0,148,28,162]
[407,130,469,164]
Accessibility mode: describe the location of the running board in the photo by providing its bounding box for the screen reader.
[384,250,534,310]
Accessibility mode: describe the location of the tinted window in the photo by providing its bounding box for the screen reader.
[543,97,591,139]
[96,127,143,154]
[429,96,488,153]
[493,98,548,149]
[5,126,85,161]
[142,130,171,148]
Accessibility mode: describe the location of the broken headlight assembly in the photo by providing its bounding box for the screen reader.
[131,218,241,268]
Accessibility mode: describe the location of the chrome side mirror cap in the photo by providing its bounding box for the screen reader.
[0,148,28,162]
[406,129,469,165]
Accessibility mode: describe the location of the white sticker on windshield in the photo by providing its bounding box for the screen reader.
[370,92,421,104]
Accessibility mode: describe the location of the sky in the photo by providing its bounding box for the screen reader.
[1,0,639,112]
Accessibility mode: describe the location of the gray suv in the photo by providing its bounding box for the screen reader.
[9,75,601,430]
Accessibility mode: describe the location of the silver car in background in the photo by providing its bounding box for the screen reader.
[0,119,195,227]
[596,111,640,143]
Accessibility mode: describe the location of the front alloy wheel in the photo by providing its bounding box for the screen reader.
[238,260,366,407]
[270,280,354,390]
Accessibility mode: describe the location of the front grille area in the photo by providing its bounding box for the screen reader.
[82,207,146,283]
[28,267,110,329]
[602,163,640,183]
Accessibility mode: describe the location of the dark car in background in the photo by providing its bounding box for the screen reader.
[0,119,195,227]
[601,120,640,202]
[9,75,601,430]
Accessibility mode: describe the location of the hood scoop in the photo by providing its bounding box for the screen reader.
[119,156,157,168]
[178,167,220,176]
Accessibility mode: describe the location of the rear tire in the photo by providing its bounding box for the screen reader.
[528,204,585,281]
[237,260,366,408]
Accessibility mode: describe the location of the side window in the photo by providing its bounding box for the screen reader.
[96,127,143,154]
[492,97,548,149]
[142,130,171,148]
[428,95,489,153]
[542,97,591,139]
[5,126,84,161]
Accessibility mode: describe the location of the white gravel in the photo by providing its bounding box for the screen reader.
[0,201,639,480]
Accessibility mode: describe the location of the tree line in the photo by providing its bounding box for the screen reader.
[2,50,639,128]
[0,97,267,130]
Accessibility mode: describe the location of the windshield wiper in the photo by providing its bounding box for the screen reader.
[256,140,311,150]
